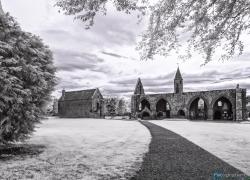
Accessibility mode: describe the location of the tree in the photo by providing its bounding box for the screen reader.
[117,98,125,115]
[105,97,117,117]
[56,0,148,29]
[0,11,56,143]
[56,0,250,63]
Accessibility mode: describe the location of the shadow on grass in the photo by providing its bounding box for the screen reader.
[0,144,46,161]
[131,121,246,180]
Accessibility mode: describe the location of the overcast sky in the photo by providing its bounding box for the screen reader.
[2,0,250,99]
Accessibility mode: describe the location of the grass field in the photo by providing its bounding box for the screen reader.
[0,117,150,180]
[1,117,249,179]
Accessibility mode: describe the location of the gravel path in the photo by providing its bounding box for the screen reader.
[131,121,247,180]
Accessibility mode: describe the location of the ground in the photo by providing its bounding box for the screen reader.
[0,117,150,180]
[132,121,246,180]
[151,119,250,175]
[1,118,250,179]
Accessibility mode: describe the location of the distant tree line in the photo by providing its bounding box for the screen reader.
[104,97,130,118]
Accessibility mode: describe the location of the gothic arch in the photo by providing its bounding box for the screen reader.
[177,109,186,117]
[212,96,234,120]
[154,96,171,108]
[187,95,209,110]
[187,96,209,120]
[139,98,151,111]
[211,95,235,110]
[156,98,171,118]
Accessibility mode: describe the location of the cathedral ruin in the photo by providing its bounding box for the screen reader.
[131,68,247,121]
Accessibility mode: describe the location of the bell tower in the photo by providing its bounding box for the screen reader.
[174,67,183,94]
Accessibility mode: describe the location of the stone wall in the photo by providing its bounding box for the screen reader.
[58,97,104,118]
[131,88,247,121]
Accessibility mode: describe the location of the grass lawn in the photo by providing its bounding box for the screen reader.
[151,119,250,175]
[0,117,150,180]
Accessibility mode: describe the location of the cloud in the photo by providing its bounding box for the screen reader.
[56,78,89,90]
[4,0,250,99]
[101,51,128,59]
[53,49,104,72]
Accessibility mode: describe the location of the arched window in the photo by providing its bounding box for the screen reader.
[140,99,150,111]
[198,99,205,110]
[166,102,170,110]
[218,101,222,107]
[213,97,233,120]
[96,103,100,111]
[139,103,142,111]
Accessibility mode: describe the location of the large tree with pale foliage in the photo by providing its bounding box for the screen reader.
[0,2,56,143]
[56,0,250,63]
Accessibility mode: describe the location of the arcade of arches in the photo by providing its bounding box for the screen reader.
[137,96,238,120]
[131,68,247,121]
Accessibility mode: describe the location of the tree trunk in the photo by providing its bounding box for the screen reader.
[0,0,4,15]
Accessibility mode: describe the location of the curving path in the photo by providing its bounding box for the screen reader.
[131,121,247,180]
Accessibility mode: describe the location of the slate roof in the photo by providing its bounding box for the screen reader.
[61,89,96,101]
[174,67,182,79]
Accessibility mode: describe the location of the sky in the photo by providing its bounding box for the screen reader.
[2,0,250,99]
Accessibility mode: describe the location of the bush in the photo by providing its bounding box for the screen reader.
[0,13,56,143]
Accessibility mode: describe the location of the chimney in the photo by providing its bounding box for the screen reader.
[62,89,66,96]
[236,84,240,89]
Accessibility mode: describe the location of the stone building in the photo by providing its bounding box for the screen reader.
[131,68,247,121]
[247,96,250,118]
[58,88,104,118]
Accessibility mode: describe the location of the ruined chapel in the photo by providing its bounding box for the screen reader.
[131,68,247,121]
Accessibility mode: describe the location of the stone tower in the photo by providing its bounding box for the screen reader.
[134,78,145,95]
[131,78,145,118]
[174,67,183,94]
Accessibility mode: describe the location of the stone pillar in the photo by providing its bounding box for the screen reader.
[131,95,140,119]
[131,95,135,118]
[207,107,213,120]
[151,102,156,119]
[235,85,247,121]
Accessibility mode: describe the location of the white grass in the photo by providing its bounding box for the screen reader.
[151,120,250,175]
[0,117,150,180]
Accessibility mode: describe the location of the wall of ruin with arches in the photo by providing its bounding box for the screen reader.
[131,88,247,121]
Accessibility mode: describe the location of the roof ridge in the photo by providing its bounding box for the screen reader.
[65,88,97,93]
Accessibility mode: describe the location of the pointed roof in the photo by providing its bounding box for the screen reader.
[174,67,182,80]
[134,78,145,95]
